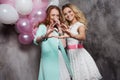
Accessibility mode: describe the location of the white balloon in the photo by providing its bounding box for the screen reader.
[0,4,19,24]
[15,0,33,15]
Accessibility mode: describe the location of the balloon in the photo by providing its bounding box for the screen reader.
[15,0,33,15]
[32,27,38,37]
[0,0,15,6]
[0,4,19,24]
[0,0,7,3]
[32,0,48,9]
[16,18,32,33]
[29,8,46,24]
[18,33,33,45]
[29,0,48,24]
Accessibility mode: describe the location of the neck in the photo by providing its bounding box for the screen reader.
[70,18,77,25]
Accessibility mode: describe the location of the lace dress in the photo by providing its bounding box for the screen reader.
[67,22,102,80]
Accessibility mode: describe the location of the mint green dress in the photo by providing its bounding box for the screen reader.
[34,24,72,80]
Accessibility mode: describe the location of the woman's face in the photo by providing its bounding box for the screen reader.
[63,7,75,22]
[49,8,60,23]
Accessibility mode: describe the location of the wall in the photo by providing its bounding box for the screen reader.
[68,0,120,80]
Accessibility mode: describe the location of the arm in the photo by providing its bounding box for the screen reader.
[35,25,54,43]
[33,24,46,45]
[63,25,86,41]
[36,35,47,43]
[71,25,86,41]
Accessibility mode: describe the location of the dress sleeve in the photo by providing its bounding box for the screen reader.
[33,24,47,45]
[77,22,85,28]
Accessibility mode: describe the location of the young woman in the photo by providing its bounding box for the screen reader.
[34,5,72,80]
[60,3,102,80]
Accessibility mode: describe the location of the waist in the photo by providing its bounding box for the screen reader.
[67,44,83,49]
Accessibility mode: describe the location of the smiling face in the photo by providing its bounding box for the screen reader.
[49,8,60,23]
[62,3,87,27]
[45,5,63,25]
[62,7,76,22]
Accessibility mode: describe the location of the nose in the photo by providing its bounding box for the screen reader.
[55,15,58,19]
[66,14,70,18]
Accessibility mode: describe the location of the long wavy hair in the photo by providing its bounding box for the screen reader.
[36,5,63,27]
[62,3,88,29]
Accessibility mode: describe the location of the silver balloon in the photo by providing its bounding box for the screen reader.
[15,0,33,15]
[0,4,19,24]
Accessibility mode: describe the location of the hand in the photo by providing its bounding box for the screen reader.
[54,18,60,26]
[60,23,69,30]
[62,29,73,38]
[52,35,65,39]
[45,23,56,38]
[52,18,62,33]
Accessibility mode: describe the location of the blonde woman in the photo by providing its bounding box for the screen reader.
[59,3,102,80]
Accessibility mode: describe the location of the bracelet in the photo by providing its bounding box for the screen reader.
[41,35,47,41]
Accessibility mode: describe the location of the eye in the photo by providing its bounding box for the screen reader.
[51,14,55,17]
[56,14,59,17]
[68,10,71,13]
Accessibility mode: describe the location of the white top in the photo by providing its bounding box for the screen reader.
[67,22,84,45]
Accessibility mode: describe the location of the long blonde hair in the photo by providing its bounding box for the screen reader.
[62,3,88,29]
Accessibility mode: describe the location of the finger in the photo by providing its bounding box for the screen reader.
[49,24,53,29]
[49,29,54,33]
[52,35,59,38]
[47,25,51,30]
[48,23,55,29]
[61,23,68,29]
[54,18,60,23]
[53,22,57,26]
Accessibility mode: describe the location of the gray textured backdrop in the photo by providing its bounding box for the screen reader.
[0,0,120,80]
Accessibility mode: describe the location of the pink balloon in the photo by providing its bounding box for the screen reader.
[16,18,33,33]
[28,0,48,28]
[18,33,33,45]
[29,8,46,24]
[32,0,48,9]
[0,0,15,7]
[32,27,38,37]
